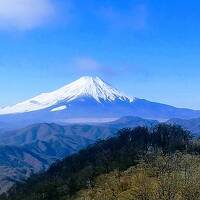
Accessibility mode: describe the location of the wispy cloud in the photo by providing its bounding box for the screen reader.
[0,0,56,30]
[73,57,116,78]
[99,3,148,31]
[75,57,101,73]
[72,57,146,80]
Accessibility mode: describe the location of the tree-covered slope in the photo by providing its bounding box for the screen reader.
[75,153,200,200]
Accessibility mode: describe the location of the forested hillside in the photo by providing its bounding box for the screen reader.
[1,124,200,200]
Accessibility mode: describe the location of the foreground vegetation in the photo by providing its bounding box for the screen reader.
[76,153,200,200]
[1,124,200,200]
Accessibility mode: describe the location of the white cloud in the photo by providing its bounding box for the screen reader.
[75,57,101,73]
[0,0,56,30]
[73,57,116,78]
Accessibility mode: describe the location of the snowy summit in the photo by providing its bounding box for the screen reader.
[0,76,134,114]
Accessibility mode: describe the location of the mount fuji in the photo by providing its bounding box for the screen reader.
[0,76,200,127]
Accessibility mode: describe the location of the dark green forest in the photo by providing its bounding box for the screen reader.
[1,124,200,200]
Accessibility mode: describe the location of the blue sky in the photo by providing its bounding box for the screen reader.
[0,0,200,109]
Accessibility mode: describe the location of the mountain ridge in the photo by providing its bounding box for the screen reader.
[0,124,191,200]
[1,115,200,194]
[0,116,158,193]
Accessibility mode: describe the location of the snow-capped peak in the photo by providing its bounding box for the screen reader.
[61,76,133,102]
[0,76,134,114]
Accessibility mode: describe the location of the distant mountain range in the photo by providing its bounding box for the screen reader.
[0,116,158,193]
[0,123,192,200]
[1,115,200,193]
[167,117,200,136]
[0,76,200,128]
